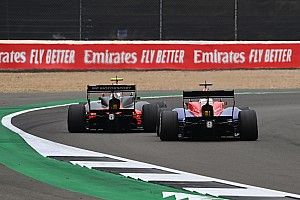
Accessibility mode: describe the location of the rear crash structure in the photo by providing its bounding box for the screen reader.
[158,89,258,141]
[68,79,164,133]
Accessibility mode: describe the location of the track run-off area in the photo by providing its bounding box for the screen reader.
[1,90,300,199]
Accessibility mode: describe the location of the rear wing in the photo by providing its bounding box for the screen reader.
[87,85,136,93]
[183,90,236,118]
[183,90,234,99]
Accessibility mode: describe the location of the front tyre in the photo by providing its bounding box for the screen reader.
[159,111,179,141]
[68,104,86,133]
[239,110,258,141]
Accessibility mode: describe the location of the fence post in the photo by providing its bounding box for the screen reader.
[234,0,238,40]
[159,0,163,40]
[5,0,9,39]
[79,0,82,40]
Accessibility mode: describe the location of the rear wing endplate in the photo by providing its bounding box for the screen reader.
[87,85,136,93]
[183,90,234,99]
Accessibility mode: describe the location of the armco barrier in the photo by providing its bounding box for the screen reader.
[0,40,300,70]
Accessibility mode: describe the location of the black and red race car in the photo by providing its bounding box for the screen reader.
[68,78,164,132]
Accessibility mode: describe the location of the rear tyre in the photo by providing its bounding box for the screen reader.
[159,111,179,141]
[68,104,86,133]
[142,104,159,132]
[239,110,258,141]
[156,108,168,136]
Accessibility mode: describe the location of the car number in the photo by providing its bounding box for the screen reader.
[206,121,213,128]
[109,114,115,120]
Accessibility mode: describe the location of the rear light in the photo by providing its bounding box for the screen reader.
[88,112,97,119]
[109,98,120,110]
[203,110,212,117]
[133,111,142,125]
[133,112,142,119]
[111,104,118,110]
[202,104,214,117]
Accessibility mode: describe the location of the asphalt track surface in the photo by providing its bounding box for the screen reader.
[0,92,99,200]
[1,91,300,199]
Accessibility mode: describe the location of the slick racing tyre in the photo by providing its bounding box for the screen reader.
[156,108,168,137]
[159,111,179,141]
[238,110,258,141]
[142,104,159,132]
[68,104,86,133]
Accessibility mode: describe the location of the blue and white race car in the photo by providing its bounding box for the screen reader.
[157,83,258,141]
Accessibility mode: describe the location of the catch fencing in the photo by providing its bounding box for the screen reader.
[1,0,300,41]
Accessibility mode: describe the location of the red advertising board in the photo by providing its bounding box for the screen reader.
[0,41,300,70]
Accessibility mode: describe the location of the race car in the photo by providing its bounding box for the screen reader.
[67,77,164,132]
[157,82,258,141]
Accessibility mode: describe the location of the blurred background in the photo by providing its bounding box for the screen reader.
[1,0,300,41]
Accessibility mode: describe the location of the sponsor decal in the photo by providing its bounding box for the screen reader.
[0,41,299,70]
[87,85,136,91]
